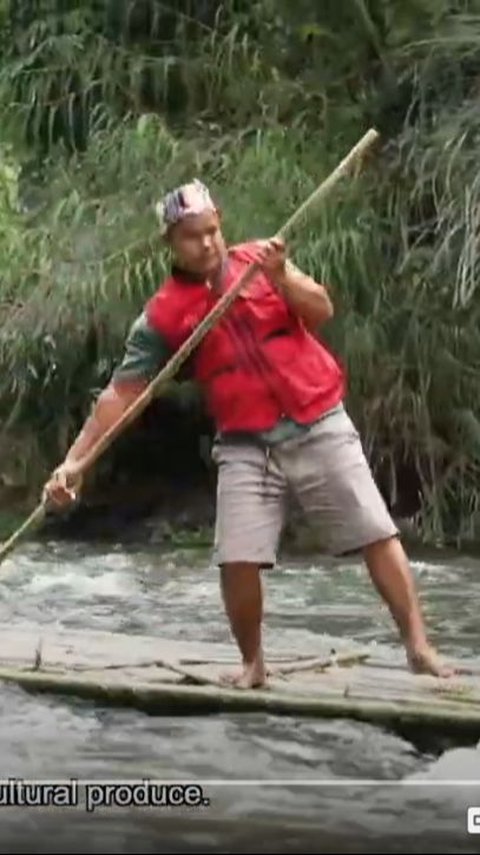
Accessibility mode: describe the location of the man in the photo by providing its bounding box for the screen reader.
[43,179,452,688]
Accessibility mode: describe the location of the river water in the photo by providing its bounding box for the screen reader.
[0,539,479,853]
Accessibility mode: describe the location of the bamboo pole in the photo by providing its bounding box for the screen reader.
[0,127,380,566]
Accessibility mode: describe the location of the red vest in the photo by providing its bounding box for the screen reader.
[146,242,345,433]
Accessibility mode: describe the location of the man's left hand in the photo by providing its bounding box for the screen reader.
[255,237,287,282]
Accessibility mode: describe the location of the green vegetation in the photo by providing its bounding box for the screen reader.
[1,0,480,546]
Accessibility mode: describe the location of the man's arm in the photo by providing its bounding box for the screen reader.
[275,259,334,331]
[44,312,172,506]
[255,238,334,331]
[62,376,148,470]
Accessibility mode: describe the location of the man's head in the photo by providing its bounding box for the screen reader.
[155,179,226,278]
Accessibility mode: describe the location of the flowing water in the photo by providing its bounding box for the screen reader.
[0,539,479,853]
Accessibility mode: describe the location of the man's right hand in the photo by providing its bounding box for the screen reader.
[42,461,84,510]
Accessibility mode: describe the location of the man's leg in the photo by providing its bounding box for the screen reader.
[363,536,452,675]
[284,406,452,677]
[212,439,286,688]
[220,562,265,688]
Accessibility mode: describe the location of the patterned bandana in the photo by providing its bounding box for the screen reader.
[155,179,216,235]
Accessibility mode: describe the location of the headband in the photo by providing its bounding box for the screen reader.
[155,179,216,235]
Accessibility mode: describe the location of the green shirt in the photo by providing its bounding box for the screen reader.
[113,311,173,383]
[113,312,331,445]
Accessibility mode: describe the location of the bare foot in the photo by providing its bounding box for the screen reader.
[407,644,456,678]
[220,659,267,689]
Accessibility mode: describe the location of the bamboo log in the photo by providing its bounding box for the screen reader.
[64,653,319,671]
[1,665,480,736]
[272,651,371,677]
[158,652,371,686]
[146,659,224,687]
[32,656,224,687]
[7,649,370,687]
[0,128,380,566]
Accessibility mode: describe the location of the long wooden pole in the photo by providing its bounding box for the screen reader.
[0,128,380,566]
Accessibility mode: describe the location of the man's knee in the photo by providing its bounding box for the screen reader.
[362,534,405,563]
[220,563,263,610]
[220,562,262,576]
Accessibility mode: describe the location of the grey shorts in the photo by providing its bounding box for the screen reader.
[211,405,398,566]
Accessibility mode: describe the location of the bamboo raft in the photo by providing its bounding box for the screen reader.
[0,625,479,736]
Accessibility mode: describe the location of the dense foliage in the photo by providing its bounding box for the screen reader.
[1,0,480,544]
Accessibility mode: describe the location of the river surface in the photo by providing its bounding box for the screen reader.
[0,539,479,853]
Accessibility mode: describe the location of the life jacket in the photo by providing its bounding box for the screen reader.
[145,242,345,433]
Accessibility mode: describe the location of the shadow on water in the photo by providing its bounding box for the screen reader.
[0,540,479,853]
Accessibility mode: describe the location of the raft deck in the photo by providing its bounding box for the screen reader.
[0,625,479,736]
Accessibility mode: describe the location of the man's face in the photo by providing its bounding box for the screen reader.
[168,210,226,278]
